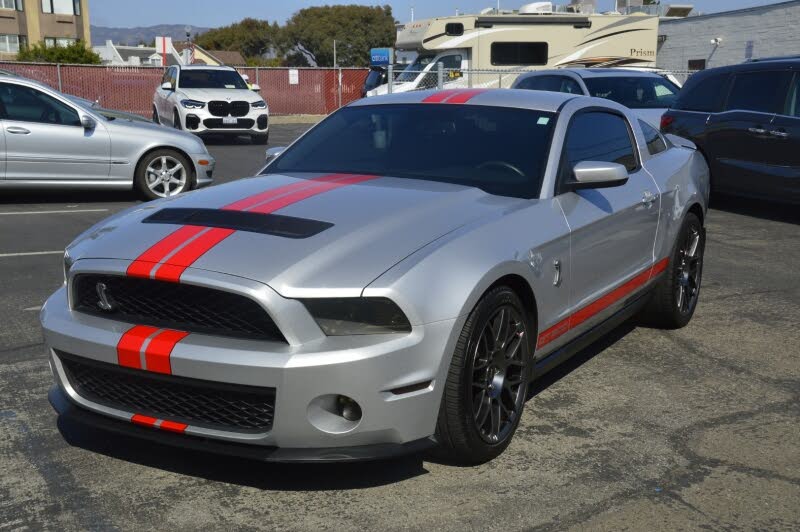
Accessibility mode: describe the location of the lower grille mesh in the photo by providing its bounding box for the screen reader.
[59,352,276,433]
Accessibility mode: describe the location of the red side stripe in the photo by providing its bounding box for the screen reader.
[144,329,190,374]
[127,225,206,279]
[248,174,378,214]
[131,414,158,427]
[153,227,235,283]
[444,89,488,104]
[422,89,465,103]
[536,258,670,349]
[117,325,159,369]
[159,420,188,433]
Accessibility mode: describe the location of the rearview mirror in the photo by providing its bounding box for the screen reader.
[80,115,96,130]
[265,146,286,164]
[161,81,174,91]
[569,161,629,190]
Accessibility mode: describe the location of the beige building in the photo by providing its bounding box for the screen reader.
[0,0,91,60]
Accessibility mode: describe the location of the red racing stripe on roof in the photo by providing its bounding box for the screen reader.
[444,89,488,104]
[422,89,465,103]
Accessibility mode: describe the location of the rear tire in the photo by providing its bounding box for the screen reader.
[435,286,532,464]
[640,212,705,329]
[251,133,269,145]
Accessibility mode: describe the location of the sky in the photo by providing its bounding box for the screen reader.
[90,0,788,28]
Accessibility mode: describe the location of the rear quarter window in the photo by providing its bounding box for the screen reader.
[639,119,668,156]
[674,73,729,112]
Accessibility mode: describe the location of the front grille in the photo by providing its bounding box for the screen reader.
[207,100,250,117]
[72,274,286,342]
[59,352,276,433]
[203,118,255,129]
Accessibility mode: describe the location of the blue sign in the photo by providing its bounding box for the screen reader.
[370,48,394,66]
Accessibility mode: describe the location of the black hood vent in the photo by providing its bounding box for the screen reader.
[143,208,333,239]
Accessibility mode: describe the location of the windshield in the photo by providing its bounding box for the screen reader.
[269,104,556,199]
[584,76,680,109]
[178,69,248,90]
[396,54,435,83]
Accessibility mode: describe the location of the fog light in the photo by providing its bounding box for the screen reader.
[338,395,362,422]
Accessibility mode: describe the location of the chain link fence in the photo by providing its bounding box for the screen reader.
[0,61,369,117]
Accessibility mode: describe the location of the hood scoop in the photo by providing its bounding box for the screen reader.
[142,208,333,239]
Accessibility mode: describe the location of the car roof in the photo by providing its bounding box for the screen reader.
[177,65,236,71]
[518,68,665,80]
[692,58,800,75]
[349,88,582,113]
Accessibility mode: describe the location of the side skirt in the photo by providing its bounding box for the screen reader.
[532,289,651,379]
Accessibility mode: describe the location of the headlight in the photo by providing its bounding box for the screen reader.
[63,249,75,283]
[301,298,411,336]
[180,99,205,109]
[251,100,267,110]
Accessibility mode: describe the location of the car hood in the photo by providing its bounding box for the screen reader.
[178,88,261,102]
[68,173,521,296]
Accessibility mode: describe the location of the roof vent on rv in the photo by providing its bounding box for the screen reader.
[520,2,553,14]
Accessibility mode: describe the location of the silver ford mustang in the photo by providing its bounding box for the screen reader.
[42,89,709,464]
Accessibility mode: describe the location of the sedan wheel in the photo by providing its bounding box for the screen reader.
[435,286,531,464]
[134,149,192,201]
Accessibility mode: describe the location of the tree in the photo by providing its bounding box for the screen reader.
[17,41,101,64]
[284,5,396,67]
[195,18,281,60]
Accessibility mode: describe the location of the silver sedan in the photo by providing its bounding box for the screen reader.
[0,76,214,199]
[42,89,709,464]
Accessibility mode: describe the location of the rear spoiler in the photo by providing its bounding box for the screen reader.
[665,134,697,151]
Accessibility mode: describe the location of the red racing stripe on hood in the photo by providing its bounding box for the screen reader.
[247,174,378,214]
[153,227,236,283]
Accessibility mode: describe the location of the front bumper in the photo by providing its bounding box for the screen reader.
[179,105,269,136]
[188,152,215,188]
[42,266,460,460]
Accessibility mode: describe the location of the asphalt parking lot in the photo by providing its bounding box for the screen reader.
[1,123,798,531]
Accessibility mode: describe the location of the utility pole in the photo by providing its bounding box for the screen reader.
[411,6,415,21]
[333,39,337,67]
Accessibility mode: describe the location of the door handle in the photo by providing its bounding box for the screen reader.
[641,191,657,206]
[747,127,767,134]
[6,126,30,135]
[769,130,789,138]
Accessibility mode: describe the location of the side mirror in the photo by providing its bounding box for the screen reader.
[161,81,174,91]
[81,115,96,130]
[569,161,629,190]
[265,146,286,164]
[251,84,261,92]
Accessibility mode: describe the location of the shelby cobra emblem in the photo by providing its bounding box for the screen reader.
[95,283,114,312]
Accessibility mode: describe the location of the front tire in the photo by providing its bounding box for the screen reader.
[435,286,532,464]
[640,212,705,329]
[135,149,192,201]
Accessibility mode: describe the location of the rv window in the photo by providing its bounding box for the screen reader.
[491,42,548,66]
[397,54,435,83]
[445,23,464,36]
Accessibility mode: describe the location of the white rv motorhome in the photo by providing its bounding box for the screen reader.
[367,2,660,96]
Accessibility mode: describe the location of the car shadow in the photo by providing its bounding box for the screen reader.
[56,416,428,490]
[201,135,260,146]
[710,194,800,225]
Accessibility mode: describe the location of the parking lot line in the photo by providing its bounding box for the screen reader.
[0,209,109,216]
[0,251,63,258]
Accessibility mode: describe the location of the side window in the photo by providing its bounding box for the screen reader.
[169,67,178,87]
[560,77,582,94]
[725,71,792,114]
[160,68,171,85]
[639,119,668,156]
[560,111,637,187]
[675,73,729,112]
[491,42,548,66]
[0,83,81,126]
[436,54,462,70]
[786,75,799,117]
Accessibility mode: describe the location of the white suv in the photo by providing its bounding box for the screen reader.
[153,65,269,144]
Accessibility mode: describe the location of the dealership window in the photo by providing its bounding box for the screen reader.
[688,59,706,71]
[41,0,80,15]
[44,37,76,47]
[0,0,24,10]
[0,34,22,53]
[491,42,548,66]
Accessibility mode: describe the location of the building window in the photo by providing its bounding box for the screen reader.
[0,34,23,53]
[0,0,23,10]
[688,59,706,71]
[41,0,80,15]
[491,42,548,66]
[44,37,76,47]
